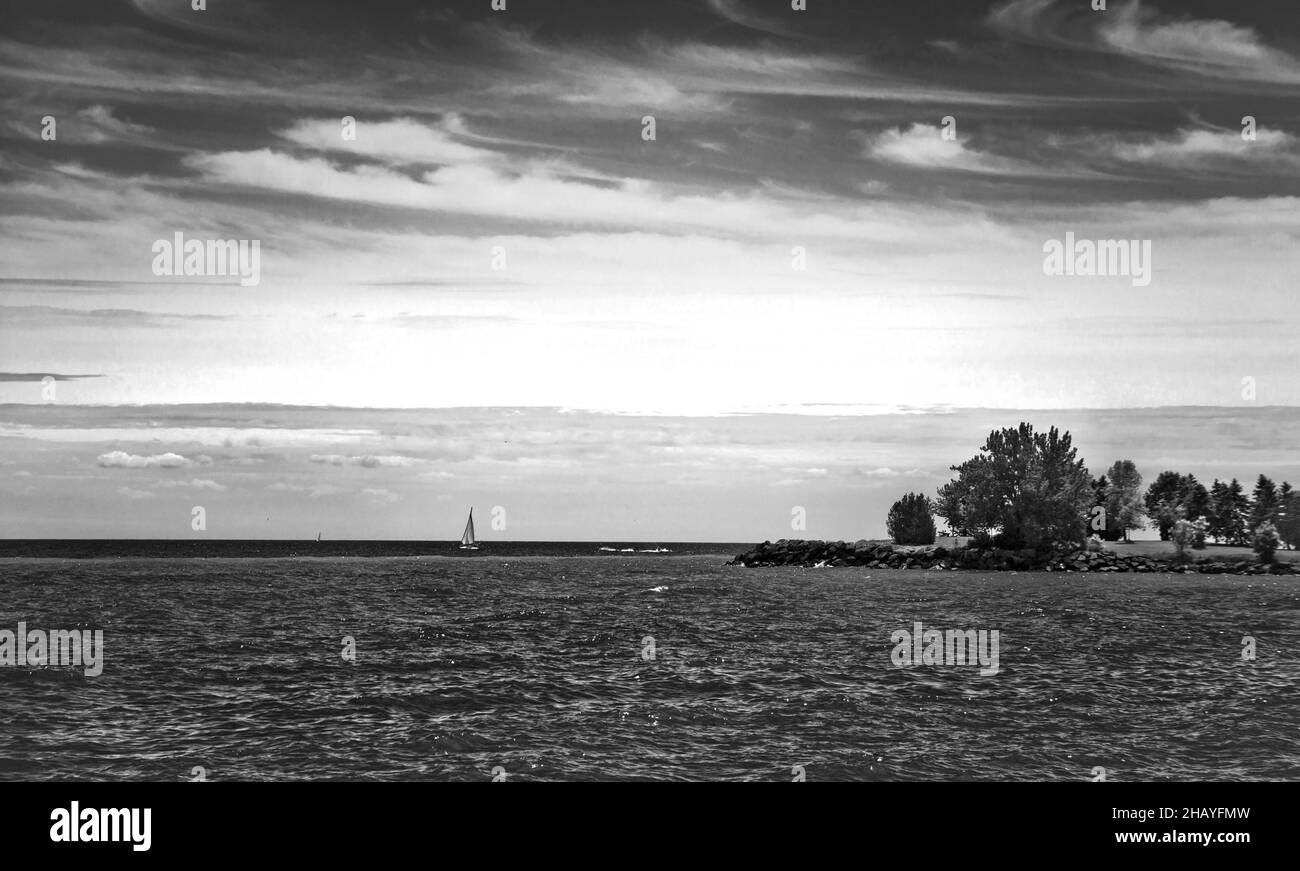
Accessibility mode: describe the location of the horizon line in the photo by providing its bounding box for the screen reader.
[0,401,1296,416]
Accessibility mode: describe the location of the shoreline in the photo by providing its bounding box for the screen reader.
[728,539,1300,575]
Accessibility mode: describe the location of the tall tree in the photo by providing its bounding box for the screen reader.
[1206,479,1231,543]
[1091,474,1109,508]
[1103,460,1145,542]
[1181,475,1210,523]
[935,423,1093,552]
[1249,474,1280,534]
[1088,474,1121,540]
[1222,478,1251,545]
[1278,483,1300,550]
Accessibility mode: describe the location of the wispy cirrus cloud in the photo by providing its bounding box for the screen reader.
[154,478,227,491]
[989,0,1300,85]
[267,481,348,498]
[278,115,498,165]
[309,454,422,468]
[705,0,806,39]
[0,371,102,382]
[5,105,153,144]
[1096,1,1300,80]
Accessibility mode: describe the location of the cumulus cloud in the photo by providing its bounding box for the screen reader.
[866,123,1034,175]
[116,486,155,500]
[98,451,191,468]
[1112,127,1297,165]
[360,487,400,503]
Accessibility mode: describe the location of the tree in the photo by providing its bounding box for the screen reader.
[935,423,1093,553]
[1222,478,1251,545]
[1249,475,1279,534]
[1206,479,1230,543]
[1278,483,1300,550]
[1144,471,1208,540]
[1254,522,1280,565]
[887,492,937,546]
[1103,460,1145,542]
[933,486,972,537]
[1144,471,1185,540]
[1088,474,1121,540]
[1182,475,1209,524]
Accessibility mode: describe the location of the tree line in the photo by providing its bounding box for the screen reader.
[1095,469,1299,550]
[884,423,1298,562]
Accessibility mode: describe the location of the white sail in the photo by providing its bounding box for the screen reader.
[460,508,477,547]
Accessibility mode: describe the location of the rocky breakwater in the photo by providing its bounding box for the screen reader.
[727,539,955,569]
[727,539,1300,575]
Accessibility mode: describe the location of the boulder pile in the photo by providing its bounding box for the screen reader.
[726,539,1300,575]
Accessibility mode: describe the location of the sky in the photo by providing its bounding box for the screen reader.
[1,0,1298,538]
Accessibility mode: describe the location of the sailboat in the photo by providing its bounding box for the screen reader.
[458,508,479,550]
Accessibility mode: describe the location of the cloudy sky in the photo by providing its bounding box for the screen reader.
[1,0,1298,539]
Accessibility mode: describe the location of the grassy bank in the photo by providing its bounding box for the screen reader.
[1100,540,1300,563]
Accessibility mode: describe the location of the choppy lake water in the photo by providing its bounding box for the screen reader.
[2,551,1297,781]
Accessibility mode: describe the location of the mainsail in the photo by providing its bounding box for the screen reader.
[460,508,477,548]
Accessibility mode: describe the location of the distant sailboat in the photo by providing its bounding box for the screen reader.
[315,531,321,542]
[459,508,479,550]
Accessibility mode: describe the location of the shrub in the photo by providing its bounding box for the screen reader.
[1191,518,1207,550]
[993,528,1027,550]
[970,530,994,550]
[1085,535,1104,553]
[1253,522,1280,565]
[1171,519,1196,561]
[887,492,937,546]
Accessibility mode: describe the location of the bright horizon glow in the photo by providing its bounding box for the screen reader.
[1,3,1298,412]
